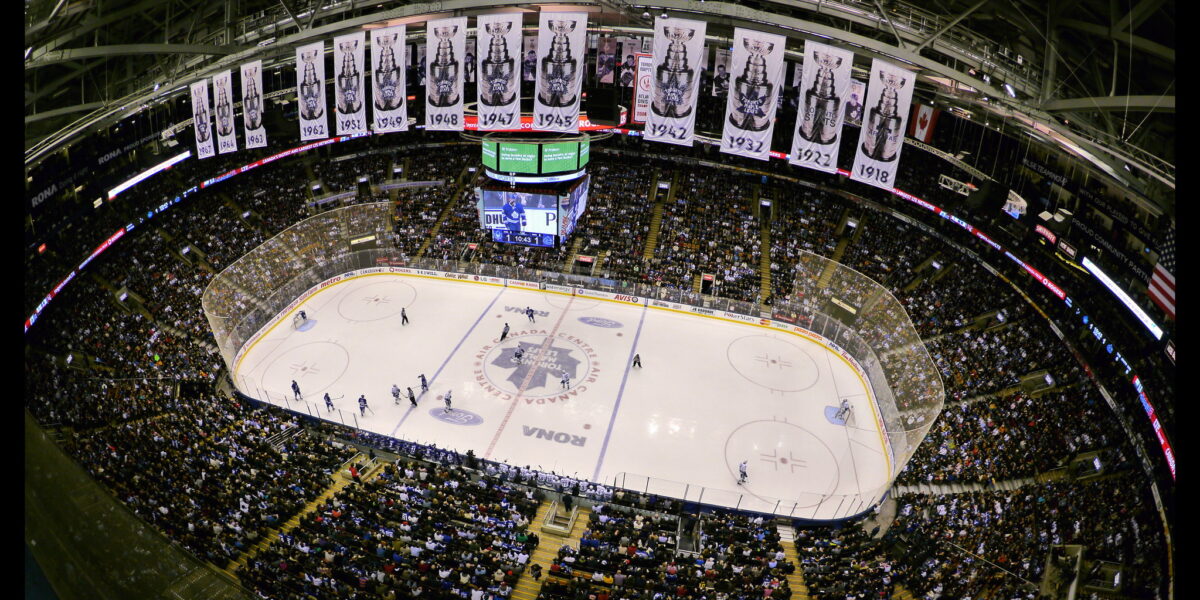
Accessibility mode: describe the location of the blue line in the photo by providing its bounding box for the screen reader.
[389,285,506,437]
[591,303,648,482]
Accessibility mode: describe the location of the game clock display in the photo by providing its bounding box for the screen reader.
[492,229,556,247]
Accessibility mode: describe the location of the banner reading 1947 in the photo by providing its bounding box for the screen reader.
[370,25,407,133]
[533,11,588,132]
[645,16,707,146]
[476,13,523,131]
[851,58,916,190]
[720,28,786,161]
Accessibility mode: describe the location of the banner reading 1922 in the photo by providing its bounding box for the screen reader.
[533,11,588,132]
[789,41,854,174]
[476,13,523,131]
[333,31,367,135]
[295,41,329,141]
[370,25,407,133]
[425,17,467,131]
[851,58,916,190]
[720,28,786,161]
[645,16,707,146]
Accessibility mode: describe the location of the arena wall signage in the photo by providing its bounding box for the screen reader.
[720,28,786,161]
[296,41,330,141]
[476,13,523,131]
[631,53,654,125]
[851,58,915,190]
[533,11,588,132]
[425,17,467,131]
[789,40,854,174]
[333,31,368,135]
[645,17,706,146]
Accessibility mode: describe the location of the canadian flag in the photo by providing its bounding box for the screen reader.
[909,104,940,142]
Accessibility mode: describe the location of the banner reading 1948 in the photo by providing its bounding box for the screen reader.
[425,17,467,131]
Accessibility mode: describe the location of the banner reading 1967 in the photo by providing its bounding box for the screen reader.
[240,60,267,148]
[370,25,407,133]
[789,41,854,174]
[720,28,786,161]
[533,11,588,132]
[333,31,367,135]
[645,16,707,146]
[851,58,916,190]
[425,17,467,131]
[190,80,215,159]
[296,41,329,141]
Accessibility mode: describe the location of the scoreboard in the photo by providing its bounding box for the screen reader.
[481,138,590,174]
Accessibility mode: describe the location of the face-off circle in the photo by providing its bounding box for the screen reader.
[726,334,821,392]
[475,332,598,399]
[336,279,416,322]
[258,341,351,396]
[723,419,840,507]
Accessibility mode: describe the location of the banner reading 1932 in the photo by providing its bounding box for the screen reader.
[295,41,329,141]
[533,11,588,132]
[720,28,786,161]
[851,58,915,190]
[240,60,267,148]
[370,25,407,133]
[789,41,854,174]
[425,17,467,131]
[190,80,215,159]
[476,13,523,131]
[645,16,707,146]
[333,32,367,135]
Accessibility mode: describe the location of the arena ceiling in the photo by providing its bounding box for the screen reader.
[24,0,1174,214]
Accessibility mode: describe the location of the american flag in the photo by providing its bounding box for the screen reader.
[1147,228,1175,320]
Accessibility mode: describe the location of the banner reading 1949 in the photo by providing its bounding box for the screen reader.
[370,25,407,133]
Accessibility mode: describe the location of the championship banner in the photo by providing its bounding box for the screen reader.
[712,47,731,96]
[370,25,408,133]
[240,60,267,148]
[720,28,786,161]
[645,17,707,146]
[851,58,915,190]
[533,11,588,132]
[619,38,638,87]
[522,36,537,81]
[476,13,522,131]
[465,39,477,83]
[416,43,427,85]
[296,41,329,141]
[844,80,865,125]
[597,36,616,84]
[212,70,238,154]
[425,17,467,131]
[789,41,854,174]
[908,103,940,142]
[189,80,215,159]
[631,53,654,125]
[333,32,367,135]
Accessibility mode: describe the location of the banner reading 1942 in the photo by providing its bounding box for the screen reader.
[720,28,786,161]
[425,17,467,131]
[370,25,407,133]
[296,41,329,141]
[190,80,215,159]
[851,58,916,190]
[240,60,267,148]
[476,13,523,131]
[645,16,707,147]
[212,70,238,154]
[533,11,588,132]
[333,31,367,135]
[789,41,854,174]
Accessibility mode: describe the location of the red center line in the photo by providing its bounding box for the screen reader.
[483,294,576,459]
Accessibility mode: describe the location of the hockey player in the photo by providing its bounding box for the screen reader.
[291,380,302,400]
[408,387,417,407]
[401,307,409,326]
[444,390,453,413]
[299,310,307,321]
[324,393,334,412]
[514,346,525,365]
[526,307,536,323]
[560,371,570,389]
[632,353,642,368]
[502,195,527,232]
[392,384,402,404]
[737,460,748,485]
[358,395,368,416]
[500,323,510,341]
[419,373,428,394]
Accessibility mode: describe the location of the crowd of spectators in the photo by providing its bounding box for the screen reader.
[793,523,894,599]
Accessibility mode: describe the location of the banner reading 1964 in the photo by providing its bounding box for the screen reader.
[296,41,329,141]
[533,11,588,132]
[645,16,707,146]
[333,31,367,135]
[720,28,786,161]
[240,60,267,148]
[789,41,854,174]
[425,17,467,131]
[190,80,215,159]
[476,13,523,131]
[212,70,238,154]
[370,25,407,133]
[851,58,916,190]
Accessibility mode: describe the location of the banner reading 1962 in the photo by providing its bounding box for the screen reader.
[851,58,915,190]
[190,80,215,159]
[296,41,329,141]
[333,32,367,135]
[212,70,238,154]
[533,11,588,132]
[645,16,707,146]
[476,13,523,131]
[370,25,407,133]
[240,60,267,148]
[720,28,786,161]
[789,41,854,174]
[425,17,467,131]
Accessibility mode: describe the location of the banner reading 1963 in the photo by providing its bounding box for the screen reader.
[720,28,786,161]
[190,80,215,159]
[476,13,523,131]
[851,58,916,190]
[645,16,707,146]
[370,25,407,133]
[333,31,367,135]
[533,11,588,132]
[789,41,854,174]
[240,60,267,148]
[425,17,467,131]
[296,41,329,141]
[212,70,238,154]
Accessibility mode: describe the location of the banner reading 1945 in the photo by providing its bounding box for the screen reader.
[425,17,467,131]
[190,80,215,159]
[789,41,854,174]
[370,25,407,133]
[720,28,786,161]
[645,16,707,147]
[851,58,916,190]
[296,41,329,141]
[333,31,367,135]
[533,11,588,132]
[240,60,267,148]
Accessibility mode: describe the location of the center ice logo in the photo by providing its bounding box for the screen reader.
[490,340,580,389]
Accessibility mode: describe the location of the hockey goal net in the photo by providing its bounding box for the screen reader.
[292,313,308,329]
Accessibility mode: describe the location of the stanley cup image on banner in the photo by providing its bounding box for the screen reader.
[533,11,588,132]
[476,13,522,130]
[646,17,707,146]
[370,25,407,133]
[720,28,786,161]
[334,32,367,135]
[425,16,467,131]
[789,41,854,174]
[190,79,215,159]
[213,70,238,154]
[240,60,267,148]
[851,58,915,190]
[296,41,329,141]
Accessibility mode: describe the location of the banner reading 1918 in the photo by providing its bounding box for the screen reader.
[240,60,267,148]
[645,16,707,146]
[190,80,215,159]
[851,58,916,190]
[296,41,329,141]
[720,28,786,161]
[476,13,523,131]
[789,41,854,174]
[533,11,588,132]
[212,70,238,154]
[333,32,367,135]
[425,17,467,131]
[370,25,407,133]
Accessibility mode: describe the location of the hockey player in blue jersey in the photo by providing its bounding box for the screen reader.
[502,195,527,232]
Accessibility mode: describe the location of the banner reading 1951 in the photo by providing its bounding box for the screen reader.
[333,32,367,135]
[851,58,915,190]
[370,25,407,133]
[720,28,786,161]
[533,11,588,132]
[425,17,467,131]
[789,41,854,174]
[645,16,707,146]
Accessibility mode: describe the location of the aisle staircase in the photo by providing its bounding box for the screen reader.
[563,235,586,272]
[592,249,609,274]
[416,165,473,257]
[511,499,592,600]
[641,170,674,260]
[778,524,812,600]
[892,585,918,600]
[759,224,772,305]
[815,237,851,288]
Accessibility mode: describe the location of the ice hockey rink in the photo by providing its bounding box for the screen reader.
[233,272,894,520]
